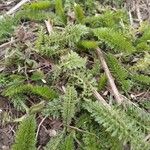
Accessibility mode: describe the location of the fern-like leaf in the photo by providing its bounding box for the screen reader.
[24,1,52,10]
[130,52,150,73]
[70,70,97,97]
[93,28,135,53]
[106,53,131,91]
[126,104,150,131]
[12,115,36,150]
[3,84,58,100]
[98,73,107,91]
[61,134,74,150]
[60,51,87,70]
[0,17,18,41]
[17,9,50,21]
[35,25,89,57]
[62,86,78,125]
[83,132,99,150]
[45,132,64,150]
[43,98,62,118]
[84,101,150,150]
[136,42,150,52]
[74,4,85,24]
[131,74,150,86]
[84,10,127,28]
[55,0,66,24]
[137,26,150,43]
[78,40,98,50]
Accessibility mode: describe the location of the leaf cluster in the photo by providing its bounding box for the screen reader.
[1,1,150,150]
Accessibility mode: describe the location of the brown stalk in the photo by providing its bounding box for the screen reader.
[0,38,17,50]
[96,48,123,105]
[136,0,142,24]
[0,0,30,20]
[92,89,111,109]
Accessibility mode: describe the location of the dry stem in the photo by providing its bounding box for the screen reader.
[96,48,123,105]
[0,0,30,20]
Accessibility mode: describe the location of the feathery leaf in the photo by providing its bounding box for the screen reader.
[62,86,78,125]
[74,4,85,24]
[84,101,150,150]
[12,115,36,150]
[93,28,135,53]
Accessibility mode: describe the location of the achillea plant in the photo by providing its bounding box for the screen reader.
[0,1,149,149]
[12,115,36,150]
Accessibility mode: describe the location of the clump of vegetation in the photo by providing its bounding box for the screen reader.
[0,0,150,149]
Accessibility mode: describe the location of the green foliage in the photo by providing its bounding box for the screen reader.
[56,24,89,47]
[10,95,27,111]
[130,52,150,73]
[98,73,107,91]
[64,0,75,10]
[97,128,123,150]
[139,100,150,110]
[17,9,51,21]
[113,0,124,7]
[136,42,150,52]
[29,101,45,114]
[75,114,101,149]
[76,0,96,15]
[55,0,66,24]
[84,101,150,150]
[62,86,78,125]
[0,17,18,41]
[78,40,98,49]
[61,134,74,150]
[137,26,150,43]
[3,84,58,100]
[35,25,89,57]
[131,74,150,86]
[0,74,26,110]
[12,115,36,150]
[70,70,97,97]
[74,4,85,24]
[82,132,99,150]
[4,47,26,68]
[45,132,64,150]
[102,0,124,7]
[1,1,150,150]
[82,125,123,150]
[84,10,127,28]
[106,53,131,92]
[60,51,87,70]
[43,98,62,118]
[31,85,57,99]
[24,1,52,10]
[89,59,101,76]
[126,104,150,131]
[15,1,54,22]
[94,28,135,53]
[0,73,9,88]
[30,70,45,81]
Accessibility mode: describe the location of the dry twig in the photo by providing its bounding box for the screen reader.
[136,0,142,24]
[0,0,30,19]
[92,89,111,109]
[36,116,47,140]
[96,48,123,105]
[0,38,16,50]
